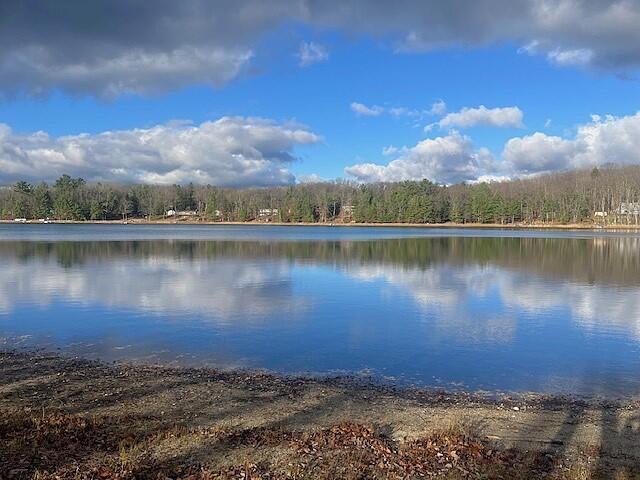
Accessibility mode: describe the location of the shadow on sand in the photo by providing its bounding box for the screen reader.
[1,352,640,479]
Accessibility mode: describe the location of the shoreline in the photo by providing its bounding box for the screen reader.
[2,351,639,478]
[2,218,640,231]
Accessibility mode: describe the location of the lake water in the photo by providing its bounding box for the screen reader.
[1,224,640,397]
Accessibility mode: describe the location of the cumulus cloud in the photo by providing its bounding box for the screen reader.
[0,117,320,186]
[3,1,639,97]
[297,42,329,67]
[348,111,640,184]
[345,131,495,184]
[350,102,384,117]
[432,105,524,130]
[502,111,640,175]
[429,100,447,116]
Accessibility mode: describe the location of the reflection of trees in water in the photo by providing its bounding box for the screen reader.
[2,236,640,341]
[1,235,639,286]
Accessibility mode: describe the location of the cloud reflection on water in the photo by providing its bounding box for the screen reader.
[0,257,309,324]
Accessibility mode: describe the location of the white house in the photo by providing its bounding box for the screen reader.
[166,209,198,217]
[617,203,640,215]
[258,208,278,217]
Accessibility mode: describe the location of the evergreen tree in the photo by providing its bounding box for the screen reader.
[53,174,85,220]
[205,191,219,220]
[32,182,52,218]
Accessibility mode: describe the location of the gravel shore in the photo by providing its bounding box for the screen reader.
[2,351,639,479]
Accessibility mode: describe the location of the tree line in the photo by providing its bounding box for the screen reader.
[1,165,639,225]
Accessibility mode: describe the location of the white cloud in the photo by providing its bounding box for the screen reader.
[521,41,594,67]
[433,105,524,130]
[0,117,320,186]
[345,131,495,184]
[297,173,326,183]
[297,42,329,67]
[382,145,399,156]
[350,102,384,117]
[502,132,576,174]
[388,107,413,118]
[387,101,447,120]
[502,111,640,175]
[547,47,594,67]
[348,111,640,184]
[354,101,449,124]
[429,100,447,116]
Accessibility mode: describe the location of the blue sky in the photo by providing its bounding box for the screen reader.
[1,1,640,186]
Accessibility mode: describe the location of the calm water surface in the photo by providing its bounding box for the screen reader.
[1,224,639,397]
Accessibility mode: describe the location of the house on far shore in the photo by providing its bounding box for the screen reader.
[166,209,198,217]
[258,208,279,221]
[617,203,640,215]
[341,205,355,222]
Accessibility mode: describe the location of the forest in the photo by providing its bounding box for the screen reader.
[1,165,639,225]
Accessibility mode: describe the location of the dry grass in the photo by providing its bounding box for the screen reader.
[0,408,601,480]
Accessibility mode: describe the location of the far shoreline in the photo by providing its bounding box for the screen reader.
[2,218,640,231]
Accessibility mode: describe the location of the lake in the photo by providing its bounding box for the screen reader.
[1,224,639,397]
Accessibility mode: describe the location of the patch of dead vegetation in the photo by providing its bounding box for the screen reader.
[0,408,582,480]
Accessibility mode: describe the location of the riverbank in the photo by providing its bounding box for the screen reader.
[2,352,639,479]
[2,218,640,230]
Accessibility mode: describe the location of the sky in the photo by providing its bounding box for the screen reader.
[1,0,640,187]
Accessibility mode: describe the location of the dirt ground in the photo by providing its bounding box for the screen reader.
[2,352,640,479]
